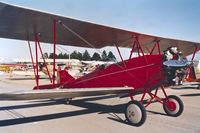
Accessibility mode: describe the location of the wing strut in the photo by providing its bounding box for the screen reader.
[191,46,198,61]
[115,43,126,67]
[28,32,54,89]
[27,39,37,85]
[53,19,57,86]
[150,40,161,55]
[37,37,53,83]
[34,34,39,89]
[129,36,146,59]
[129,40,137,59]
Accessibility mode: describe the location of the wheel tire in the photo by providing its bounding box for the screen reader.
[125,101,147,126]
[163,95,184,117]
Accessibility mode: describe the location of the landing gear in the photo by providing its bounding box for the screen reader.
[64,98,72,104]
[163,95,184,117]
[125,101,146,126]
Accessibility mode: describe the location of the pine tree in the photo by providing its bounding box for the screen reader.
[77,52,83,60]
[58,53,64,59]
[101,50,108,61]
[108,51,116,61]
[49,53,57,59]
[63,53,69,59]
[91,52,101,61]
[70,51,78,59]
[82,50,91,61]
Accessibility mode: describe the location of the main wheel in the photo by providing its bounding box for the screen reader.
[125,101,146,126]
[163,95,184,117]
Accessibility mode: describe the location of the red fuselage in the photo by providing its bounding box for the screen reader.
[64,55,164,91]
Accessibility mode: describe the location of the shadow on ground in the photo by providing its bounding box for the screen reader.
[181,93,200,97]
[0,95,167,127]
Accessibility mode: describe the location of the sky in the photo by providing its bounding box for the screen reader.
[0,0,200,61]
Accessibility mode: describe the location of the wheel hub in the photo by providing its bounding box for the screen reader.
[129,111,135,117]
[166,100,176,111]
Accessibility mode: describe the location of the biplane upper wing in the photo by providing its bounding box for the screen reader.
[0,2,199,56]
[0,87,132,100]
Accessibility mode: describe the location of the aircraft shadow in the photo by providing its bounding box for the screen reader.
[0,100,64,111]
[146,110,167,116]
[0,108,92,127]
[107,117,129,126]
[0,96,125,127]
[171,87,199,90]
[0,95,167,127]
[181,93,200,97]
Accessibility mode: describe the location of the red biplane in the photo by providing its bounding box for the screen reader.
[0,2,200,126]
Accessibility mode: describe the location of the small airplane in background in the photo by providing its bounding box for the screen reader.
[0,58,27,73]
[0,2,200,126]
[11,58,81,78]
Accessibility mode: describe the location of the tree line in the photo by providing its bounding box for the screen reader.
[44,50,116,61]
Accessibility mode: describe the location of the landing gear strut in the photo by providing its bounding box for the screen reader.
[64,98,72,104]
[125,85,184,126]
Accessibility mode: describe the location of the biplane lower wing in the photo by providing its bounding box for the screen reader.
[0,87,132,100]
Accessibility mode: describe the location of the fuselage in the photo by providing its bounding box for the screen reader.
[64,54,164,90]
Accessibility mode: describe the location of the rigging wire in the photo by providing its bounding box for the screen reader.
[55,20,145,88]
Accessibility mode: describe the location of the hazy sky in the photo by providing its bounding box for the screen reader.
[0,0,200,61]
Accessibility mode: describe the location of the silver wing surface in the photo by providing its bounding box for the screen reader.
[0,87,132,100]
[0,2,199,56]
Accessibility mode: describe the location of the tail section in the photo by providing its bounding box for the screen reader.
[33,69,75,90]
[57,70,75,84]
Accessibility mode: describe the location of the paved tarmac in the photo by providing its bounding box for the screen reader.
[0,75,200,133]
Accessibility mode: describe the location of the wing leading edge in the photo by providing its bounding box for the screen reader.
[0,87,132,100]
[0,2,199,56]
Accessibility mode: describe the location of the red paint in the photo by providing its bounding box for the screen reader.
[140,88,149,103]
[64,55,164,89]
[129,92,134,101]
[191,46,198,61]
[161,85,167,98]
[135,36,144,56]
[150,43,157,55]
[33,83,61,90]
[57,69,75,84]
[37,39,52,83]
[165,100,176,111]
[115,43,126,67]
[129,41,136,59]
[28,39,37,85]
[53,19,57,86]
[31,20,181,111]
[157,41,161,55]
[34,34,39,89]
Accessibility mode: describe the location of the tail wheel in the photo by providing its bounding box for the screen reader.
[163,95,184,117]
[125,101,146,126]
